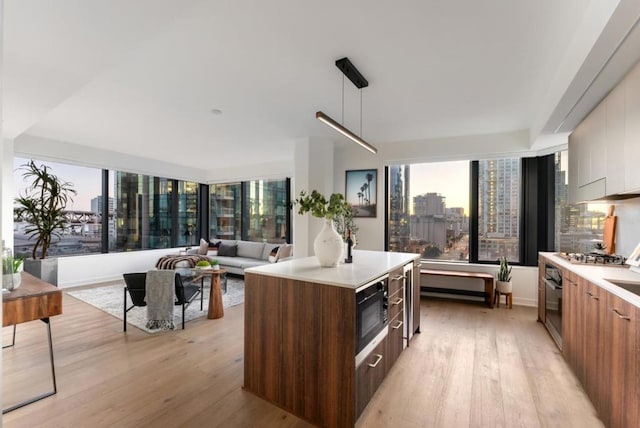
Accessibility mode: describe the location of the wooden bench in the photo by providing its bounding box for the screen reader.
[420,269,495,308]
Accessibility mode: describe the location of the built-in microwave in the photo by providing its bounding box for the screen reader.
[355,275,389,365]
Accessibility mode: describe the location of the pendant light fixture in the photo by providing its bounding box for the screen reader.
[316,57,378,155]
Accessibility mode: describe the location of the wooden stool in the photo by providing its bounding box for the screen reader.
[495,290,513,309]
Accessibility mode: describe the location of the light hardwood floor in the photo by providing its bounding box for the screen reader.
[3,292,603,428]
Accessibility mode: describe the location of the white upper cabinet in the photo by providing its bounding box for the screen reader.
[625,63,640,192]
[605,82,625,195]
[569,59,640,202]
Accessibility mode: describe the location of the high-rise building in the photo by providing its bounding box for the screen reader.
[413,192,445,216]
[90,196,115,214]
[477,158,521,260]
[388,165,411,252]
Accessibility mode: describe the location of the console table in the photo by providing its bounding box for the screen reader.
[3,272,62,413]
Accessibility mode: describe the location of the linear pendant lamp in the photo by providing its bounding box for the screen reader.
[317,57,378,155]
[316,111,378,154]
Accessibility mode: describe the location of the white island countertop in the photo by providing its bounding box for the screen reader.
[245,249,420,289]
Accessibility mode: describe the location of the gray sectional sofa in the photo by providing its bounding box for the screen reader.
[188,239,293,275]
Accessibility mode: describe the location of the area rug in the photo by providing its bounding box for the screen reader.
[66,277,244,333]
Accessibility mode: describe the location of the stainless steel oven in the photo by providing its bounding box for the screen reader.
[544,262,562,345]
[355,275,389,366]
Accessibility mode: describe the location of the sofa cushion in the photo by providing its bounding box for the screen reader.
[237,241,265,259]
[262,243,281,261]
[198,238,209,255]
[218,243,238,257]
[277,244,293,260]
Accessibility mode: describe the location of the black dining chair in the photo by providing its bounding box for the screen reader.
[123,272,202,331]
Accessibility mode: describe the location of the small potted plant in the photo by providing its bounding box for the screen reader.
[496,256,512,293]
[211,259,220,271]
[195,260,211,270]
[294,190,352,267]
[2,251,23,291]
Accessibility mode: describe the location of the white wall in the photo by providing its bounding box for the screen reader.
[420,261,538,307]
[292,137,335,258]
[57,248,187,288]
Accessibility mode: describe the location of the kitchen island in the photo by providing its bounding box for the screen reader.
[243,250,420,427]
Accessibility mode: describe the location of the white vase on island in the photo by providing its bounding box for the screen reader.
[314,219,344,267]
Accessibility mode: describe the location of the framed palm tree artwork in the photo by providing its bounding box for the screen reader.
[345,169,377,218]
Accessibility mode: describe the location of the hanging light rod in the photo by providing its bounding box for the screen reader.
[316,111,378,154]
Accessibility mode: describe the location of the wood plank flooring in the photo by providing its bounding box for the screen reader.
[2,292,603,427]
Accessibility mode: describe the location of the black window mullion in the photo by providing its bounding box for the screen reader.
[101,169,109,253]
[469,161,479,263]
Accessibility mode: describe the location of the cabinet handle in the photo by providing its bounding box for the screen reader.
[612,308,631,321]
[368,354,383,368]
[392,320,403,330]
[416,263,423,268]
[393,275,406,281]
[392,297,404,305]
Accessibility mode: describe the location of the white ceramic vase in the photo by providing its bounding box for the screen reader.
[497,280,512,293]
[314,219,344,267]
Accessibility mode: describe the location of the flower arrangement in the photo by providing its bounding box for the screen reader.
[294,190,351,220]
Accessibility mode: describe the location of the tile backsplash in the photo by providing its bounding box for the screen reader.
[614,197,640,257]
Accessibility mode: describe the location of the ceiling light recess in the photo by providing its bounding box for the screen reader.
[316,57,377,155]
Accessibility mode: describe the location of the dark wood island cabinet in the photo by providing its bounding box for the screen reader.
[243,250,420,427]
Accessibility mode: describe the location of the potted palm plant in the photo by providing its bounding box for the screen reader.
[294,190,351,267]
[14,160,76,286]
[496,256,513,293]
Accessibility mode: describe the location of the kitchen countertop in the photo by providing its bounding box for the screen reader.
[244,249,420,289]
[540,252,640,307]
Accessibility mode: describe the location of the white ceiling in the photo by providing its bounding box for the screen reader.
[4,0,639,171]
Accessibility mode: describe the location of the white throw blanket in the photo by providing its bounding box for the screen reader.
[145,270,176,330]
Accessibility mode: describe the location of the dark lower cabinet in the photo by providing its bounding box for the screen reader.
[355,337,387,418]
[542,253,640,428]
[387,311,404,373]
[605,292,638,428]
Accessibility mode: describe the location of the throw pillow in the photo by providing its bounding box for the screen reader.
[218,243,237,257]
[208,240,221,249]
[268,246,280,263]
[198,238,209,255]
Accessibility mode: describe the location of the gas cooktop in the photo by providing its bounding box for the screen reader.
[555,252,628,266]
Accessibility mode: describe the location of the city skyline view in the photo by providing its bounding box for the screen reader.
[408,161,469,215]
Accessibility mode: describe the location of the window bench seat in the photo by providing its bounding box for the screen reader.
[420,269,495,308]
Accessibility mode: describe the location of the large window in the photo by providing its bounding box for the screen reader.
[209,183,241,240]
[242,179,288,242]
[554,150,607,253]
[387,158,522,263]
[113,172,175,251]
[387,162,469,261]
[177,181,199,247]
[14,157,290,255]
[209,179,290,243]
[13,157,103,258]
[477,158,521,262]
